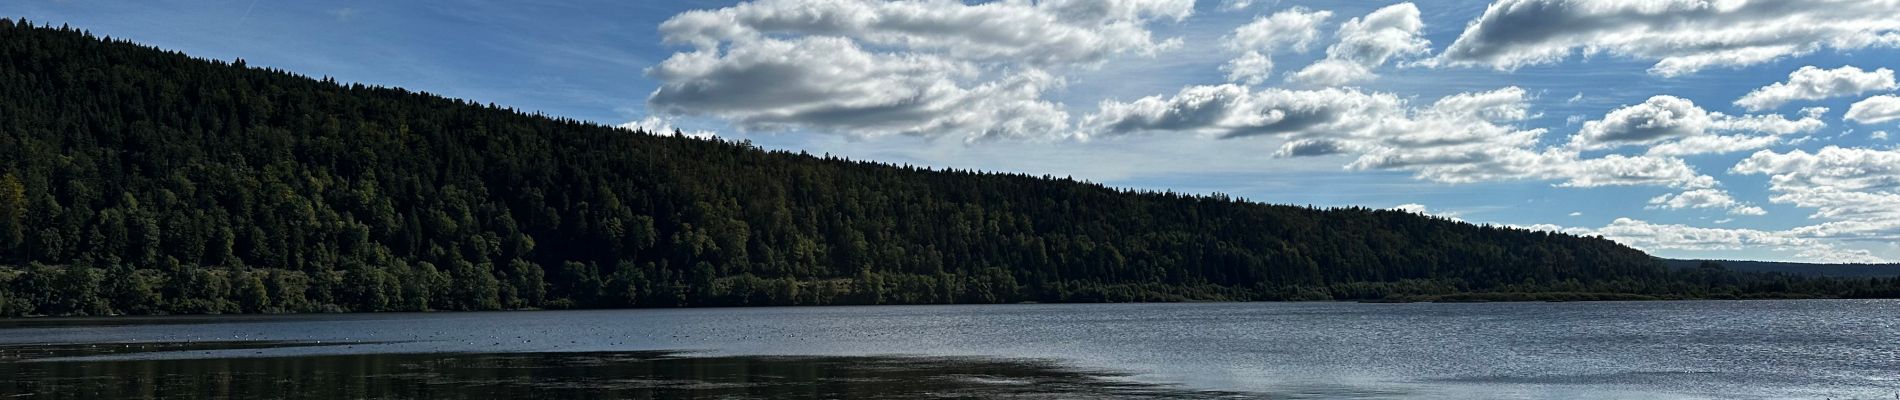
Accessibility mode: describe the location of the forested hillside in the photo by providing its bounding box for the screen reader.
[2,21,1894,316]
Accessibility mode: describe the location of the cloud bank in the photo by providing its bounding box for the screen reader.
[648,0,1193,141]
[635,0,1900,262]
[1434,0,1900,77]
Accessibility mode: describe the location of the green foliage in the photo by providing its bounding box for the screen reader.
[0,20,1894,317]
[0,173,24,253]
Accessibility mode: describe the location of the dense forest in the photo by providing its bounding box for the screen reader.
[2,21,1897,316]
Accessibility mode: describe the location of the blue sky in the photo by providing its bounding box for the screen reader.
[10,0,1900,262]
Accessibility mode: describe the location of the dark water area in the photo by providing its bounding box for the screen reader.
[2,300,1898,399]
[1,349,1223,399]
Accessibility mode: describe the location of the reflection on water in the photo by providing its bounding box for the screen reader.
[0,344,1235,400]
[0,341,399,362]
[3,301,1898,399]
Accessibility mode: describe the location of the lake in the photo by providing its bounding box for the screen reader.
[2,300,1897,399]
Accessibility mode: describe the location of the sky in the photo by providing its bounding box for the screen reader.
[9,0,1900,263]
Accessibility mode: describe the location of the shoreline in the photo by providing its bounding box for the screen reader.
[1,294,1882,320]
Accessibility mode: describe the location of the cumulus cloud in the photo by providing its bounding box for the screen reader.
[1733,146,1900,242]
[1573,96,1713,149]
[1082,84,1406,140]
[1287,3,1429,86]
[1847,95,1900,125]
[1085,85,1721,190]
[647,37,1069,141]
[1222,51,1276,86]
[658,0,1190,66]
[1221,7,1332,85]
[1649,189,1732,210]
[1226,7,1331,53]
[1570,96,1825,155]
[1539,153,1717,189]
[1735,65,1897,111]
[1321,3,1428,66]
[1647,188,1765,216]
[1433,0,1900,77]
[648,0,1193,141]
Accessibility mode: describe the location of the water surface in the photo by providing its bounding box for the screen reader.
[2,300,1896,399]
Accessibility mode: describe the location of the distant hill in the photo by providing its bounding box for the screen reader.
[2,20,1897,316]
[1665,259,1900,278]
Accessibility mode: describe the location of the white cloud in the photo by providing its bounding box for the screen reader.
[616,116,717,139]
[1568,211,1582,216]
[1541,153,1716,189]
[1735,65,1897,111]
[659,0,1191,66]
[1511,218,1882,263]
[1646,188,1764,216]
[1287,60,1376,87]
[1221,7,1332,86]
[1222,51,1276,86]
[1719,107,1832,135]
[1574,218,1793,251]
[1323,2,1428,66]
[1643,135,1781,157]
[1433,0,1900,77]
[647,37,1069,141]
[1558,218,1884,263]
[1082,84,1407,140]
[1226,7,1331,53]
[1219,0,1257,12]
[1287,3,1429,86]
[1649,189,1731,210]
[1733,146,1900,242]
[1085,85,1722,190]
[1391,203,1462,221]
[1570,96,1825,155]
[1573,96,1713,149]
[648,0,1193,141]
[1040,0,1196,22]
[1847,95,1900,125]
[1875,130,1892,140]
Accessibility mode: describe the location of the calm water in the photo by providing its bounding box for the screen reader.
[2,300,1898,399]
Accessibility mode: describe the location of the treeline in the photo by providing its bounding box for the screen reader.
[1663,259,1900,278]
[2,21,1896,316]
